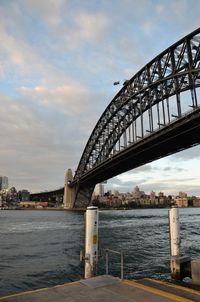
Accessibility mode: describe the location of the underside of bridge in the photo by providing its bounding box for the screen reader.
[76,108,200,187]
[70,107,200,208]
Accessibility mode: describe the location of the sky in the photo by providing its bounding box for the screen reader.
[1,0,200,196]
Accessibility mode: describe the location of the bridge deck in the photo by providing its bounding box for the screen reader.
[1,275,200,302]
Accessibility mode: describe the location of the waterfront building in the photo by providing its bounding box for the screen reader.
[193,198,200,207]
[19,189,30,201]
[19,201,36,207]
[143,196,151,205]
[175,197,188,207]
[158,192,166,205]
[93,185,199,209]
[19,201,48,208]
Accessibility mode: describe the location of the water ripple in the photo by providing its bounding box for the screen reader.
[1,208,200,296]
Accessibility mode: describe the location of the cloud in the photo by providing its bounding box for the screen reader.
[18,0,64,27]
[0,23,66,86]
[141,20,155,35]
[142,176,200,195]
[19,83,94,117]
[115,164,154,183]
[104,155,200,195]
[163,167,185,172]
[0,92,92,191]
[73,12,110,43]
[16,0,111,48]
[105,176,147,193]
[169,145,200,160]
[42,10,112,53]
[106,172,200,196]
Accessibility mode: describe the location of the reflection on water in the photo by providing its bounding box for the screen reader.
[0,208,200,296]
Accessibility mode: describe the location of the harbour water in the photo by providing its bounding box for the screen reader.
[0,208,200,296]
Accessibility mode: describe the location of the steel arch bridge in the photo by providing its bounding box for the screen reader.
[67,27,200,208]
[31,28,200,208]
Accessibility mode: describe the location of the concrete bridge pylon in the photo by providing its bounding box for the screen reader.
[63,169,75,209]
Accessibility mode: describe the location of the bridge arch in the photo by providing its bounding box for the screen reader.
[73,28,200,194]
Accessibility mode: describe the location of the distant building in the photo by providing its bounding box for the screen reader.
[0,176,8,190]
[19,189,30,201]
[175,197,188,207]
[179,191,187,198]
[95,183,104,196]
[132,186,141,199]
[158,192,166,205]
[19,201,36,208]
[158,192,164,197]
[112,189,119,196]
[150,191,156,203]
[193,198,200,207]
[19,201,48,208]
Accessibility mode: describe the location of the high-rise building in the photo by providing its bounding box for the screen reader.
[132,186,141,199]
[179,191,187,198]
[150,191,156,203]
[0,176,8,190]
[95,183,104,196]
[112,189,119,196]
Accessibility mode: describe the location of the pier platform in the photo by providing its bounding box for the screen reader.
[1,275,200,302]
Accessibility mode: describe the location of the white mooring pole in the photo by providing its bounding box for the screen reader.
[84,206,99,279]
[169,206,181,279]
[169,206,180,257]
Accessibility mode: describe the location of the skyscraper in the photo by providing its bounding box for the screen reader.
[95,183,104,196]
[0,176,8,190]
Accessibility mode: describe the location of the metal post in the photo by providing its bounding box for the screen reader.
[121,252,124,280]
[104,248,124,279]
[106,249,109,275]
[169,206,180,257]
[169,206,191,280]
[169,206,181,279]
[84,206,99,279]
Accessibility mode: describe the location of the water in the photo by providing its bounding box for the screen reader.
[0,208,200,296]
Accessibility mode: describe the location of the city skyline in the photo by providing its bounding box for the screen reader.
[99,183,200,198]
[1,1,200,194]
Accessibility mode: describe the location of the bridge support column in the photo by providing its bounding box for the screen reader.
[63,169,95,209]
[74,185,95,209]
[63,169,75,209]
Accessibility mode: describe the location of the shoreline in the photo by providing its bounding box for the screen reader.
[1,206,200,212]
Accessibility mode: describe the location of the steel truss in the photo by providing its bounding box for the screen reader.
[74,28,200,185]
